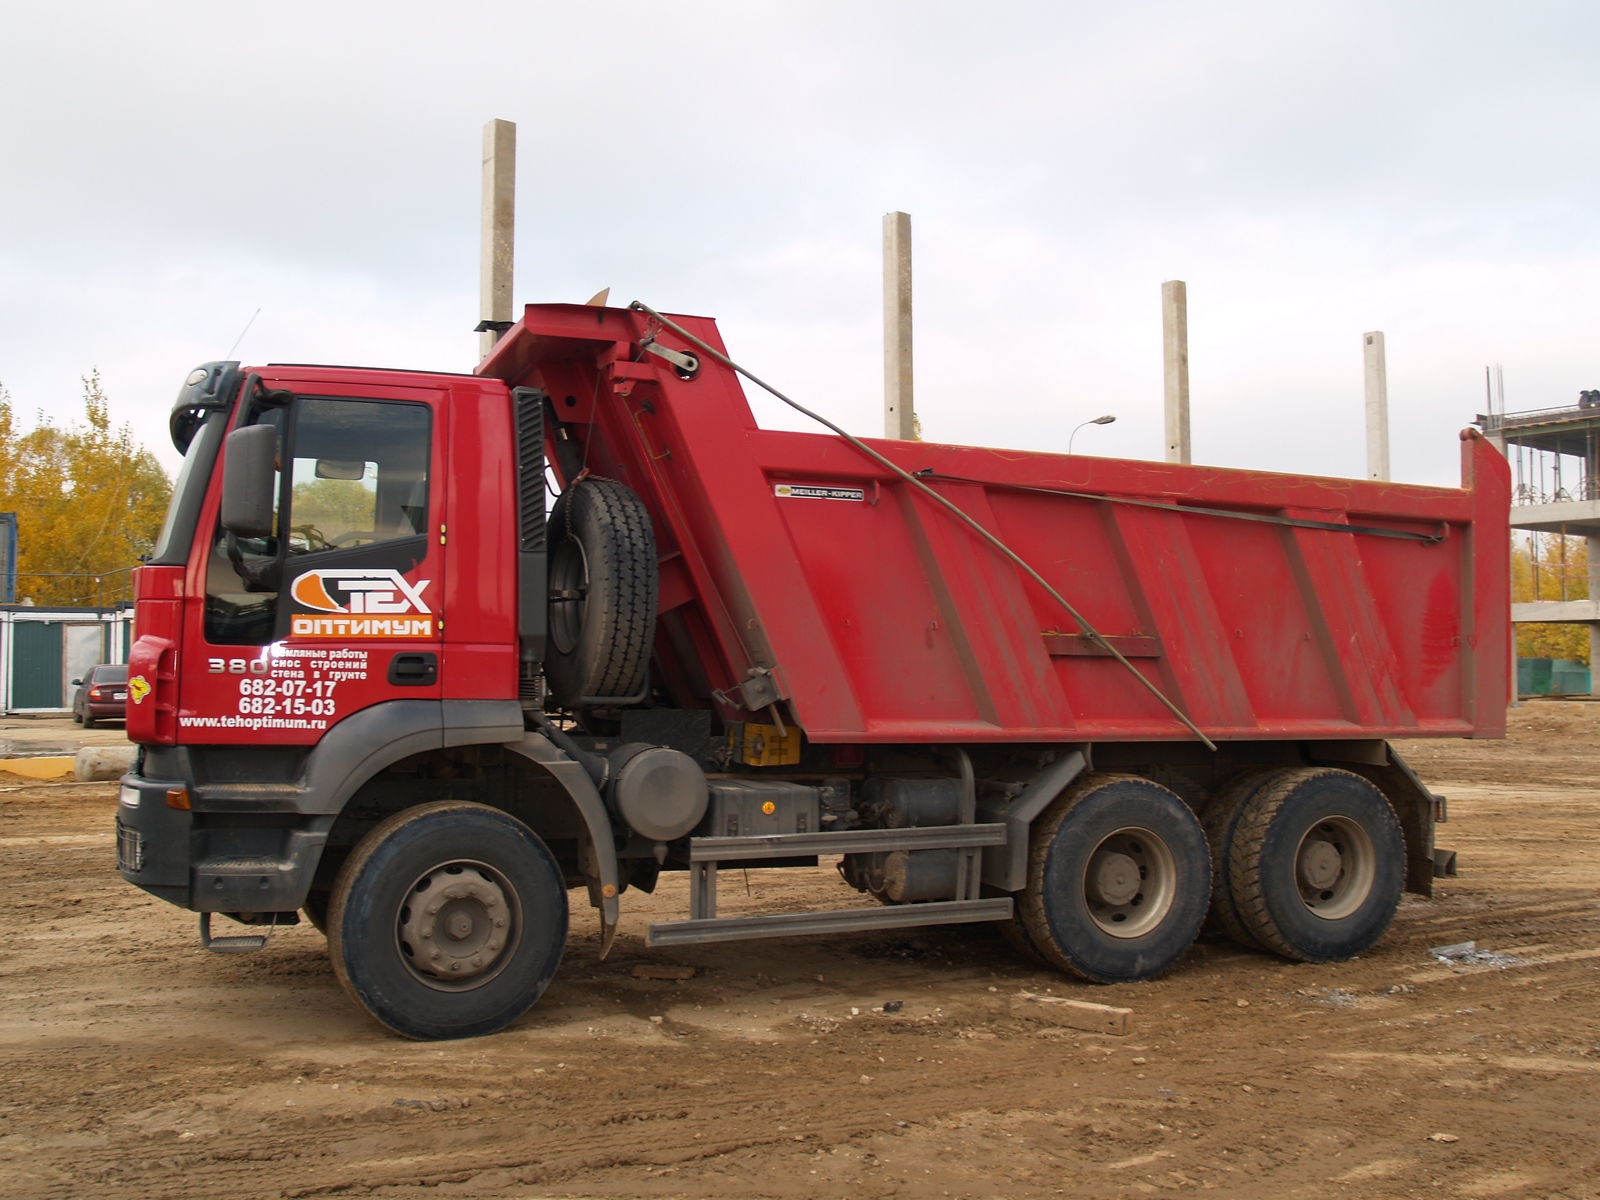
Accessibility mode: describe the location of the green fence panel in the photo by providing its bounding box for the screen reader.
[11,621,64,708]
[1518,656,1591,696]
[1551,660,1592,695]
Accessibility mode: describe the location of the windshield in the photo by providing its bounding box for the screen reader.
[150,410,227,565]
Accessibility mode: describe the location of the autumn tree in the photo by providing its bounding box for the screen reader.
[0,372,172,606]
[1513,533,1589,664]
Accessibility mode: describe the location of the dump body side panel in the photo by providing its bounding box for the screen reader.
[479,304,1510,745]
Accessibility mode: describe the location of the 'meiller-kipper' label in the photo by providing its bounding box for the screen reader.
[774,483,864,502]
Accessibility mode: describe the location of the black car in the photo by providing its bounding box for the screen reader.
[71,664,128,728]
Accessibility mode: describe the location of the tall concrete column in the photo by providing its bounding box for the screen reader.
[883,211,915,440]
[1162,280,1190,464]
[479,118,516,360]
[1364,331,1391,482]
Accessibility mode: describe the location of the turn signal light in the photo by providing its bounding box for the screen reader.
[166,788,191,810]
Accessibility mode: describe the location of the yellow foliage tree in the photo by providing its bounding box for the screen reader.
[0,372,172,607]
[1512,533,1589,664]
[292,477,376,543]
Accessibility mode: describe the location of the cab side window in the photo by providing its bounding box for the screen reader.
[204,398,431,645]
[287,399,431,555]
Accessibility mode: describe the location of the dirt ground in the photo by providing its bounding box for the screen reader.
[1,709,1598,1200]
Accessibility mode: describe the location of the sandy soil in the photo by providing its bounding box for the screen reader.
[1,707,1598,1199]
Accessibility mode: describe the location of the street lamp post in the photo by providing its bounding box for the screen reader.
[1069,414,1116,455]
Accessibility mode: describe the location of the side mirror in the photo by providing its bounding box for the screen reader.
[70,678,82,687]
[221,424,278,538]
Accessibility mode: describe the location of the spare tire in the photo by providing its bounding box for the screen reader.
[546,479,658,708]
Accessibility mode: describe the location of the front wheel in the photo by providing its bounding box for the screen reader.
[302,890,330,935]
[327,801,568,1040]
[1016,774,1211,983]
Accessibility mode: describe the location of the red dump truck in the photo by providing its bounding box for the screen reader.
[116,302,1509,1039]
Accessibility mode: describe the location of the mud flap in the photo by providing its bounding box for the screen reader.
[503,733,622,955]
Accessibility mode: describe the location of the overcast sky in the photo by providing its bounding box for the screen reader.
[2,2,1597,486]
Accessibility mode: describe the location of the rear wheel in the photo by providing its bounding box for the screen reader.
[1017,774,1210,983]
[1229,768,1404,963]
[327,801,567,1040]
[1199,771,1277,951]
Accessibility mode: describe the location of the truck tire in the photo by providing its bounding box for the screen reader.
[1199,771,1277,952]
[327,801,567,1040]
[303,890,330,935]
[992,893,1051,967]
[1017,774,1210,983]
[1228,767,1404,963]
[546,479,657,709]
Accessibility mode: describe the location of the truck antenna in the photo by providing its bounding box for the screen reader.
[628,300,1216,751]
[225,308,261,360]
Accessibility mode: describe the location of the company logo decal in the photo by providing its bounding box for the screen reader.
[128,675,151,705]
[289,569,434,639]
[774,483,865,502]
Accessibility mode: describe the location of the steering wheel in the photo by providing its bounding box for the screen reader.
[290,523,330,553]
[225,532,281,593]
[329,530,378,548]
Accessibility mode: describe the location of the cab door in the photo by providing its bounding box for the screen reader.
[182,383,445,743]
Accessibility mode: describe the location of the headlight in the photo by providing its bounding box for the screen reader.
[119,785,139,808]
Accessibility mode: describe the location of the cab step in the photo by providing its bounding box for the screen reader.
[199,912,275,954]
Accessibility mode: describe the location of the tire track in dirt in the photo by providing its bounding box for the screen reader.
[4,706,1600,1197]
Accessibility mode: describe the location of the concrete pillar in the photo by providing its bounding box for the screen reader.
[1588,534,1600,697]
[1162,280,1190,464]
[883,211,915,440]
[1364,331,1390,482]
[479,118,516,359]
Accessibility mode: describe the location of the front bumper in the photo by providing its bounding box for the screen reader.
[116,771,331,914]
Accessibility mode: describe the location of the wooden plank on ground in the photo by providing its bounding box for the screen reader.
[1013,990,1133,1035]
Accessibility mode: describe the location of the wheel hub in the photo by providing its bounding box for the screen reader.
[1294,817,1376,921]
[1087,851,1142,906]
[1082,828,1176,939]
[398,865,512,983]
[1298,839,1343,890]
[548,538,590,656]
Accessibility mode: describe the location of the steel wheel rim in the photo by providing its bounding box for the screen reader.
[1294,815,1375,921]
[395,859,521,992]
[548,537,589,655]
[1083,826,1176,938]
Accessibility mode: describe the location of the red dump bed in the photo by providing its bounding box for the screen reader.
[482,304,1510,745]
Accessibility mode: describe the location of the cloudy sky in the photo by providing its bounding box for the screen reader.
[2,2,1596,486]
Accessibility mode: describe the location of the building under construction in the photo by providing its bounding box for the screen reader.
[1480,389,1600,694]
